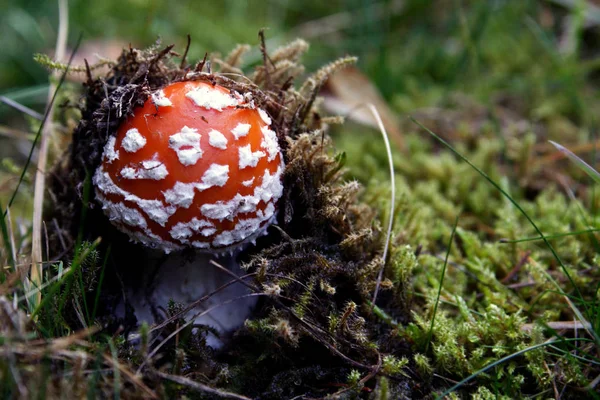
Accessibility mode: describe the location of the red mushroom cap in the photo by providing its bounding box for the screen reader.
[93,81,284,253]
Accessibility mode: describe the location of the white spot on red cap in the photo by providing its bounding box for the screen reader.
[185,85,239,111]
[96,193,147,229]
[200,201,236,221]
[213,231,235,247]
[261,202,276,219]
[93,166,177,226]
[163,182,196,208]
[199,163,284,223]
[190,218,215,230]
[151,89,172,107]
[201,227,216,237]
[137,200,175,227]
[169,126,202,166]
[162,164,228,209]
[169,218,214,242]
[233,217,263,242]
[258,108,272,125]
[254,163,285,203]
[122,128,146,153]
[120,158,168,180]
[231,193,259,214]
[169,223,193,241]
[242,177,255,187]
[191,241,210,249]
[208,129,228,149]
[103,136,119,164]
[231,123,251,140]
[210,203,277,248]
[196,164,229,190]
[238,144,265,169]
[260,126,279,161]
[118,224,183,253]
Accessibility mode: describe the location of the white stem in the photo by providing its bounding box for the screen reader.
[123,251,257,349]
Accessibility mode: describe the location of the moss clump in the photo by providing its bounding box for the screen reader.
[335,97,600,397]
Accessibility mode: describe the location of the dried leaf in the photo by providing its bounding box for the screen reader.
[321,66,404,150]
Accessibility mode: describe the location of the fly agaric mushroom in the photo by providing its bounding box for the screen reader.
[93,80,284,254]
[93,80,284,347]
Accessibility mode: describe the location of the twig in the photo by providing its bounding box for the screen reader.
[507,281,536,290]
[258,29,273,89]
[500,250,531,284]
[329,352,382,398]
[84,59,93,85]
[0,124,34,141]
[156,371,251,400]
[544,360,560,399]
[150,44,175,66]
[521,320,593,333]
[103,353,158,399]
[50,327,99,351]
[195,52,208,72]
[52,217,67,252]
[0,96,44,120]
[588,374,600,390]
[180,34,191,69]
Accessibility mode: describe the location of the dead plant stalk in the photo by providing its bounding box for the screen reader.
[30,0,68,306]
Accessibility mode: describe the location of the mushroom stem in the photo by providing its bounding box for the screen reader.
[123,251,256,348]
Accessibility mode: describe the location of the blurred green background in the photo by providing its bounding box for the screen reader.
[2,0,402,94]
[4,0,597,120]
[2,0,600,172]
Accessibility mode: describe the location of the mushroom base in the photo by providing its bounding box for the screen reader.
[117,251,256,348]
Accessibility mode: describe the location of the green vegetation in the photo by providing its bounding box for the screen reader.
[1,0,600,398]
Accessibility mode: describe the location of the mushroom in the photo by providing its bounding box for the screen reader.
[93,81,284,346]
[94,81,284,253]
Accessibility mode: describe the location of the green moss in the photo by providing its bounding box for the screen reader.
[381,355,409,377]
[336,89,600,396]
[413,353,433,378]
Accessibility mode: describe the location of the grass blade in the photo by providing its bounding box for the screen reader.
[426,213,460,353]
[549,140,600,185]
[30,237,101,322]
[499,227,600,243]
[0,200,15,276]
[364,103,396,306]
[92,245,110,322]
